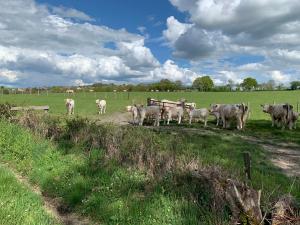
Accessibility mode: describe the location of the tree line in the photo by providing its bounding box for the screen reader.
[1,76,300,94]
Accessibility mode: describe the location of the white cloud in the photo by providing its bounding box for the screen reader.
[51,6,93,21]
[0,0,189,87]
[0,69,19,83]
[148,60,199,83]
[269,70,291,84]
[165,0,300,84]
[163,16,192,44]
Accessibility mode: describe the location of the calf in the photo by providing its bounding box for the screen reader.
[65,98,75,115]
[187,107,209,127]
[96,99,106,114]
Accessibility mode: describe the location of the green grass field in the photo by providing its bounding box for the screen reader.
[0,91,300,224]
[0,116,299,225]
[1,90,300,120]
[0,164,60,225]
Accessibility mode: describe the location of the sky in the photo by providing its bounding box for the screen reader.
[0,0,300,87]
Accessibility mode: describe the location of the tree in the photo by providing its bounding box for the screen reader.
[265,80,276,90]
[241,77,258,91]
[290,81,300,90]
[192,76,214,91]
[227,79,235,91]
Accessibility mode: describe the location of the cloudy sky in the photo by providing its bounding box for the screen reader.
[0,0,300,87]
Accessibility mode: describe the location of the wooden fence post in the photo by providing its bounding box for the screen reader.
[297,101,299,113]
[243,152,251,180]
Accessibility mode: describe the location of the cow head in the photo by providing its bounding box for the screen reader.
[261,104,272,113]
[126,105,132,112]
[210,104,220,113]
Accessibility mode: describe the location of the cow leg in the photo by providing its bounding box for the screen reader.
[237,117,242,130]
[178,116,181,124]
[204,118,207,127]
[271,116,275,127]
[222,116,226,128]
[189,117,192,124]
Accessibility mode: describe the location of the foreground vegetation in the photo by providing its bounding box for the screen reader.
[0,164,60,225]
[1,90,300,120]
[0,112,299,224]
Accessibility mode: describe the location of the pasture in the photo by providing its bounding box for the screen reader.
[1,90,300,120]
[0,91,300,224]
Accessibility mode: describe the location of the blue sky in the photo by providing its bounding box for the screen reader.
[37,0,186,63]
[0,0,300,87]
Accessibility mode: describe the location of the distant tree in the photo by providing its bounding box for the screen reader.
[227,79,235,91]
[276,83,285,90]
[290,81,300,90]
[265,80,276,90]
[241,77,258,91]
[174,80,183,90]
[192,76,214,91]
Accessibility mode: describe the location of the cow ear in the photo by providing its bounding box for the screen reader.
[290,105,294,109]
[260,104,263,107]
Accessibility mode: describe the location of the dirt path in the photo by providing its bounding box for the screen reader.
[147,126,300,177]
[238,136,300,177]
[98,111,132,125]
[0,162,95,225]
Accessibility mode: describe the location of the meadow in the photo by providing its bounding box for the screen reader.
[1,90,300,120]
[0,91,300,224]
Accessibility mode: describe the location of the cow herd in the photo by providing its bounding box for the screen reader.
[127,100,299,130]
[64,98,299,130]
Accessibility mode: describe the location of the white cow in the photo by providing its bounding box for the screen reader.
[126,105,138,124]
[216,103,249,130]
[163,106,184,125]
[187,107,209,127]
[65,98,75,115]
[96,99,106,114]
[137,105,161,126]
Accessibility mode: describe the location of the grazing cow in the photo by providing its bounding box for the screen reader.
[163,106,184,125]
[218,103,249,130]
[261,104,294,129]
[96,99,106,114]
[187,107,209,127]
[65,98,75,115]
[137,105,161,126]
[126,105,138,124]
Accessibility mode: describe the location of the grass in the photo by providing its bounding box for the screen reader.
[0,116,299,224]
[0,164,60,225]
[1,90,300,120]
